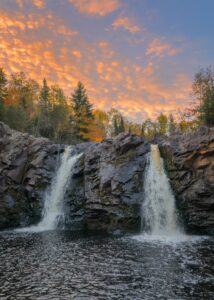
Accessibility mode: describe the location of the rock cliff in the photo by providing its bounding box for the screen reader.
[1,122,214,235]
[160,127,214,234]
[0,122,62,228]
[0,122,149,233]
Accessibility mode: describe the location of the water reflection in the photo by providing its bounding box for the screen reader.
[0,231,214,299]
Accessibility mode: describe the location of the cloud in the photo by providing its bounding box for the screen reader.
[0,4,190,123]
[112,16,140,33]
[69,0,120,16]
[16,0,45,9]
[72,50,81,58]
[146,38,181,57]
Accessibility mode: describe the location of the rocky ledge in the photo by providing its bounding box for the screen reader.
[160,127,214,234]
[1,121,214,235]
[0,122,149,234]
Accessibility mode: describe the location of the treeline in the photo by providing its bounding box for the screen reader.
[141,66,214,139]
[0,66,213,144]
[0,69,134,143]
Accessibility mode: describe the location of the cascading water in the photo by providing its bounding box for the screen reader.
[18,147,82,232]
[142,144,182,237]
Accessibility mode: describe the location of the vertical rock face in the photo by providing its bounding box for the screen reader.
[160,127,214,234]
[0,122,62,228]
[84,134,149,234]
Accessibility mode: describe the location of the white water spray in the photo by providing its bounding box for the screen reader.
[142,144,182,237]
[17,147,82,232]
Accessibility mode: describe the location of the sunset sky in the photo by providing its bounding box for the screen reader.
[0,0,213,122]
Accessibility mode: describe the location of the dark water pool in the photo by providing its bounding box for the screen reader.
[0,232,214,299]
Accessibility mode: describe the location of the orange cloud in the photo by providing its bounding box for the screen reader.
[112,16,140,33]
[57,25,78,36]
[72,50,81,58]
[146,38,181,57]
[0,6,190,123]
[16,0,45,8]
[0,11,26,30]
[69,0,120,16]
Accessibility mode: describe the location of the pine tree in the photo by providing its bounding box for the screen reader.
[113,117,119,136]
[71,82,94,142]
[0,68,8,120]
[141,122,146,138]
[168,114,176,135]
[50,86,69,143]
[118,116,125,134]
[37,78,53,138]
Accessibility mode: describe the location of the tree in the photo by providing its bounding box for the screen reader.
[71,82,94,142]
[37,78,53,138]
[4,106,28,131]
[117,115,125,134]
[0,68,8,120]
[157,113,168,136]
[141,119,156,139]
[168,114,176,135]
[113,117,119,136]
[6,72,39,132]
[89,109,109,142]
[49,86,70,143]
[193,67,214,126]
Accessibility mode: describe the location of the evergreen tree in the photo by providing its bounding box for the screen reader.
[117,116,125,134]
[50,86,69,143]
[168,114,176,135]
[0,68,8,120]
[71,82,94,142]
[37,78,53,138]
[141,122,146,137]
[113,117,119,136]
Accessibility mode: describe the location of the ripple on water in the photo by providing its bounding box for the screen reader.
[0,231,214,299]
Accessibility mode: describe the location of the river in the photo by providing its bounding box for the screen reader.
[0,231,213,299]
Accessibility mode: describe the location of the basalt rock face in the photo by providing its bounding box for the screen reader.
[0,122,63,229]
[0,122,149,233]
[84,134,149,234]
[160,127,214,234]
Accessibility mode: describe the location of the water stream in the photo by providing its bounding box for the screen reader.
[18,147,82,232]
[140,144,184,240]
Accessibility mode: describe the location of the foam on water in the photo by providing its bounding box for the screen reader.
[133,233,207,244]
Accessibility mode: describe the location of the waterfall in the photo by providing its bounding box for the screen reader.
[142,144,181,236]
[17,147,82,232]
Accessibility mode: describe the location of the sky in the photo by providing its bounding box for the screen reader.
[0,0,214,122]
